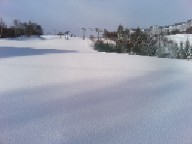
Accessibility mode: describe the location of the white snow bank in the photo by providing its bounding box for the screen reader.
[0,37,192,144]
[40,35,61,40]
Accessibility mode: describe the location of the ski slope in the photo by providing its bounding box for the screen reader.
[0,36,192,144]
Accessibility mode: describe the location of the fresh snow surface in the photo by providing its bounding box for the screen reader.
[0,36,192,144]
[166,34,192,46]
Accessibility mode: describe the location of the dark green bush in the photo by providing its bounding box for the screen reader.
[94,42,116,53]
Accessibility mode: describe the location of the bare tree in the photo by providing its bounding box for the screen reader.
[13,19,21,37]
[0,17,3,38]
[0,18,5,38]
[0,18,7,38]
[20,22,28,36]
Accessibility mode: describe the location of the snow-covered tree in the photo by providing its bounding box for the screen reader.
[185,39,191,59]
[178,41,187,59]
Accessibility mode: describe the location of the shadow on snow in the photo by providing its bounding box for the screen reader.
[0,47,77,58]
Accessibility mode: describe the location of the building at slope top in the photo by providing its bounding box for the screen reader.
[149,19,192,35]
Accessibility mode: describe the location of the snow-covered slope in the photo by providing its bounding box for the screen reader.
[166,34,192,46]
[0,36,192,144]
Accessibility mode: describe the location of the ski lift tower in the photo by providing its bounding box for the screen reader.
[95,28,103,41]
[81,28,86,40]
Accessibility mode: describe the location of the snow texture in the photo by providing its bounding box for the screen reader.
[0,35,192,144]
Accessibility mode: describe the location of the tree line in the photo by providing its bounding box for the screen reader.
[94,25,157,56]
[166,27,192,35]
[93,25,192,59]
[0,19,43,38]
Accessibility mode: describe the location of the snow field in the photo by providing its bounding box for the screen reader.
[0,36,192,144]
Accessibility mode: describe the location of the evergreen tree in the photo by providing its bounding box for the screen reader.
[178,41,186,59]
[117,25,124,38]
[185,39,191,59]
[186,26,192,34]
[116,25,125,53]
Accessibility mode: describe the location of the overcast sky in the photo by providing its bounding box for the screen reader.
[0,0,192,35]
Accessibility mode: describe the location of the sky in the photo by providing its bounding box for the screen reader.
[0,0,192,35]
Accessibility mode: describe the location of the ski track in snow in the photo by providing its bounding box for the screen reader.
[0,36,192,144]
